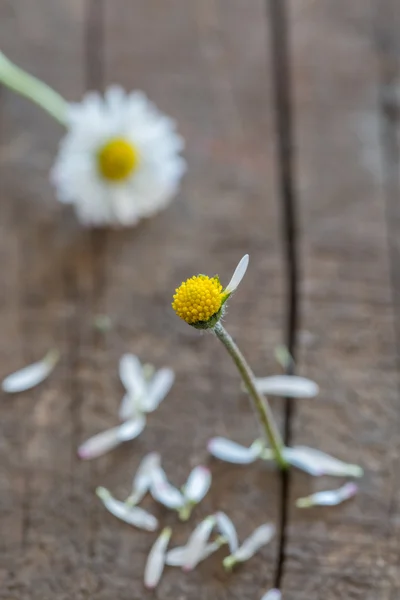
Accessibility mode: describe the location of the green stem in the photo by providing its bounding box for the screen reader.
[0,51,68,125]
[214,322,288,470]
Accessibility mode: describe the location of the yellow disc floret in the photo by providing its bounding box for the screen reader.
[97,137,140,181]
[172,275,226,325]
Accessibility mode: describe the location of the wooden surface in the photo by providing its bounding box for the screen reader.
[0,1,399,599]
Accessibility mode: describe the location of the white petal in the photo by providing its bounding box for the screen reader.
[2,349,59,393]
[118,414,146,441]
[208,437,264,464]
[119,353,146,397]
[183,515,217,571]
[78,427,122,460]
[216,512,239,553]
[254,375,319,398]
[296,482,358,508]
[151,480,185,510]
[142,368,175,412]
[261,589,282,600]
[144,527,172,589]
[118,392,137,422]
[223,523,275,569]
[166,537,226,567]
[183,466,212,504]
[127,452,161,505]
[284,446,363,478]
[224,254,249,294]
[78,415,146,460]
[96,487,158,531]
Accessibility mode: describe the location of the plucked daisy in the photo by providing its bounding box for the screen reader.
[51,86,186,226]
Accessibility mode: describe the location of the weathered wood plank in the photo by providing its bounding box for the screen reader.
[81,0,286,598]
[281,1,400,598]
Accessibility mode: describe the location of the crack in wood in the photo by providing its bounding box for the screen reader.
[266,0,300,589]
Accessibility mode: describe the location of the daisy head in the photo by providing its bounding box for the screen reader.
[51,86,186,227]
[172,255,249,329]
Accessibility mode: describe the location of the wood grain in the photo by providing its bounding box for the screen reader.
[281,1,400,598]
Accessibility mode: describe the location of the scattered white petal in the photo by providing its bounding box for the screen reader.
[119,353,146,398]
[144,527,172,589]
[166,537,226,567]
[208,437,264,464]
[183,466,212,504]
[261,589,282,600]
[141,368,175,412]
[183,515,217,571]
[224,254,249,294]
[254,375,319,398]
[78,415,146,460]
[296,482,358,508]
[223,523,275,570]
[118,392,138,422]
[2,349,59,393]
[151,481,185,510]
[96,487,158,531]
[284,446,363,478]
[126,452,161,505]
[216,512,239,553]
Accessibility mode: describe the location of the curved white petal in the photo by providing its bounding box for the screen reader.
[142,368,175,412]
[144,527,172,589]
[2,349,59,393]
[223,523,275,569]
[118,392,137,422]
[119,354,146,397]
[254,375,319,398]
[296,483,358,508]
[208,437,263,464]
[165,537,226,567]
[183,466,212,504]
[151,480,185,510]
[118,414,146,441]
[183,515,217,571]
[284,446,363,478]
[224,254,249,294]
[96,487,158,530]
[216,512,239,553]
[261,589,282,600]
[78,427,122,460]
[127,452,161,505]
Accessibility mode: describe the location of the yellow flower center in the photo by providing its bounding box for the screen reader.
[172,275,226,324]
[97,138,140,181]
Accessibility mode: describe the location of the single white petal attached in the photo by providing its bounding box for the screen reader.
[260,589,282,600]
[183,466,212,504]
[165,536,226,567]
[223,523,276,570]
[141,367,175,412]
[96,487,158,530]
[208,437,264,464]
[216,512,239,553]
[78,415,146,460]
[224,254,249,294]
[183,515,217,571]
[119,353,146,397]
[254,375,319,398]
[283,446,363,478]
[126,452,161,505]
[151,480,185,510]
[2,349,59,393]
[296,482,358,508]
[144,527,172,589]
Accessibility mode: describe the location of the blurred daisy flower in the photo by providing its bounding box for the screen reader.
[52,87,186,226]
[0,52,185,227]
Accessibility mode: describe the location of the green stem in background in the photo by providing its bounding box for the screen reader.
[214,322,288,470]
[0,51,68,125]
